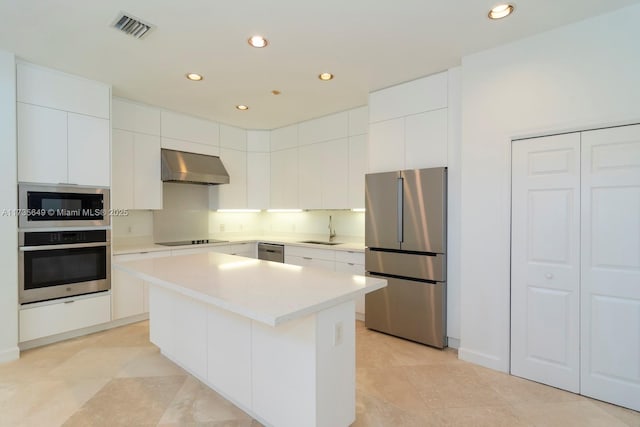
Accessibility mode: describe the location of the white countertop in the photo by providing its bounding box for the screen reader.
[114,252,385,326]
[112,234,366,255]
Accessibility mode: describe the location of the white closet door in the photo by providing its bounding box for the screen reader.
[511,133,581,392]
[580,124,640,411]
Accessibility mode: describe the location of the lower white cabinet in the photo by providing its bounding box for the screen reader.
[19,293,111,342]
[335,251,366,315]
[112,250,171,320]
[285,245,335,270]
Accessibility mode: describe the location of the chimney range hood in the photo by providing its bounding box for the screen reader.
[161,148,230,185]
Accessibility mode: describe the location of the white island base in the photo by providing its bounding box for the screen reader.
[150,285,355,427]
[115,252,386,427]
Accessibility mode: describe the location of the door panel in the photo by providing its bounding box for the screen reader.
[365,274,445,348]
[401,168,446,253]
[581,124,640,411]
[365,171,401,250]
[511,133,580,393]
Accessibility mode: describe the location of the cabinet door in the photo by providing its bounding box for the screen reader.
[335,261,365,314]
[322,138,349,209]
[111,129,134,209]
[368,118,404,173]
[67,113,110,186]
[348,135,366,209]
[270,148,299,208]
[134,133,162,209]
[211,148,247,209]
[112,267,145,320]
[298,143,323,209]
[112,98,160,135]
[17,103,67,184]
[247,152,270,209]
[404,109,448,170]
[161,111,219,146]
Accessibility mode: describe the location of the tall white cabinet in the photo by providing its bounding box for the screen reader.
[510,124,640,411]
[17,62,111,187]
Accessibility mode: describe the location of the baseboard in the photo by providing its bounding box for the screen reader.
[458,347,508,373]
[0,346,20,364]
[355,312,365,322]
[19,313,149,351]
[447,337,460,349]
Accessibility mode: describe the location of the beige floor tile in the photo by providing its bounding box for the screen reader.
[93,321,155,348]
[589,400,640,427]
[356,366,431,415]
[511,400,629,427]
[353,390,444,427]
[436,405,529,427]
[158,376,252,425]
[116,347,186,378]
[48,346,145,380]
[0,377,109,427]
[63,376,187,427]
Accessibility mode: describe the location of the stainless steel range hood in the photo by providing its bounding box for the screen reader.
[161,148,230,185]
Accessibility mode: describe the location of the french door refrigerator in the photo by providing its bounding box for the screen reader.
[364,167,447,348]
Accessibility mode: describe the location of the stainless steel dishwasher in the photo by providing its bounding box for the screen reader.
[257,243,284,263]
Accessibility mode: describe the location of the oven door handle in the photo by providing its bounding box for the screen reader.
[20,242,110,251]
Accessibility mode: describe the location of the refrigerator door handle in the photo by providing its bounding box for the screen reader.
[397,176,404,243]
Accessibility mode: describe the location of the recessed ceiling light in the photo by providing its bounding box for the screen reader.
[318,72,334,81]
[488,4,515,19]
[185,73,203,81]
[248,35,268,48]
[271,90,281,95]
[236,104,249,111]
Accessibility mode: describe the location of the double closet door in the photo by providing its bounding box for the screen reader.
[511,124,640,411]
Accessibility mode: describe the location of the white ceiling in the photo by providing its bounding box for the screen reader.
[1,0,639,130]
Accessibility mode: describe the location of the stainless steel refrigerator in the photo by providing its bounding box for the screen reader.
[364,167,447,348]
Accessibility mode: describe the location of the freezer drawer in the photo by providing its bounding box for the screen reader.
[365,274,446,348]
[365,249,446,282]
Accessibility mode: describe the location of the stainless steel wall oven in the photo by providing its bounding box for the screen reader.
[19,229,110,304]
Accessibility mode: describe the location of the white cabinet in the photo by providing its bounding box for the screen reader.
[247,152,270,209]
[298,112,348,146]
[210,148,247,209]
[112,250,171,320]
[404,109,448,169]
[112,129,162,210]
[17,62,110,119]
[17,103,110,186]
[19,293,111,342]
[67,113,110,187]
[17,103,67,184]
[348,106,368,137]
[368,118,405,173]
[348,135,366,208]
[220,124,247,150]
[298,143,323,209]
[285,245,335,270]
[112,98,160,136]
[334,251,366,315]
[270,124,298,151]
[321,138,349,209]
[161,111,219,146]
[161,136,220,156]
[270,148,299,208]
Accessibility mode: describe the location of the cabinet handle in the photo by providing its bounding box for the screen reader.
[303,257,313,260]
[64,300,75,304]
[348,263,354,266]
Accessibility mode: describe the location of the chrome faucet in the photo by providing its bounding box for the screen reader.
[328,215,336,241]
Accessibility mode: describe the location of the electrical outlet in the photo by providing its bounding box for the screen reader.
[220,224,226,232]
[127,226,132,234]
[334,322,343,346]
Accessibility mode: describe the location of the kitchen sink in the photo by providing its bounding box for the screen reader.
[298,240,342,246]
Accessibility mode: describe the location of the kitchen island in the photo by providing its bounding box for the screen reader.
[114,251,386,427]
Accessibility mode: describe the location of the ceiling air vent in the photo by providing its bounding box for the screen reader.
[112,12,153,39]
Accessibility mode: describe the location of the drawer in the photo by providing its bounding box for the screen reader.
[285,255,334,271]
[335,262,365,275]
[230,242,255,256]
[19,293,111,342]
[334,250,364,265]
[285,245,335,261]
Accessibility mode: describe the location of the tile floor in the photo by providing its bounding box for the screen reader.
[0,320,638,426]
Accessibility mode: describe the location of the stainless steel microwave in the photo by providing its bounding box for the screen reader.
[18,183,110,228]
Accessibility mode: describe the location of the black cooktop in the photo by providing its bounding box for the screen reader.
[156,239,229,247]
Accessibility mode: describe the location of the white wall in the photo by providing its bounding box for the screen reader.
[459,4,640,371]
[0,50,18,363]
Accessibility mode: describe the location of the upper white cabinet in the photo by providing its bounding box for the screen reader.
[298,143,323,209]
[369,71,447,123]
[368,72,448,173]
[210,148,247,209]
[112,98,160,135]
[161,111,219,156]
[348,135,366,208]
[270,125,298,151]
[298,112,348,146]
[247,151,270,209]
[321,138,349,209]
[17,62,111,187]
[17,62,110,119]
[220,124,247,150]
[270,148,299,208]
